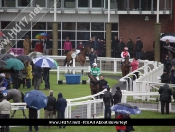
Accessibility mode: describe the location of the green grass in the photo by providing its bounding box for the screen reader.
[10,110,175,132]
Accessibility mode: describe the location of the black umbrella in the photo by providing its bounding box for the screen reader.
[16,55,32,61]
[0,60,7,67]
[163,46,175,53]
[0,54,15,61]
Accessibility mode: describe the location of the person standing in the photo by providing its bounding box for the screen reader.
[56,92,67,129]
[43,38,51,55]
[103,87,113,119]
[158,84,172,114]
[130,57,139,80]
[126,38,134,58]
[18,68,27,88]
[26,61,33,89]
[34,39,43,53]
[113,87,122,117]
[111,36,119,58]
[27,106,39,132]
[63,37,72,55]
[93,36,98,53]
[44,90,56,129]
[98,76,108,99]
[0,95,11,132]
[162,39,171,61]
[87,37,94,49]
[135,37,143,59]
[160,69,170,83]
[33,65,42,90]
[163,54,172,73]
[115,113,126,132]
[118,38,125,58]
[10,70,19,89]
[23,35,31,55]
[88,48,97,68]
[43,67,50,90]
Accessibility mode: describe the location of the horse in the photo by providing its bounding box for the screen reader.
[87,72,99,96]
[64,45,90,73]
[121,56,130,77]
[0,89,27,119]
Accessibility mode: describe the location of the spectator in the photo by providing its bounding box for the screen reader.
[33,65,42,90]
[97,39,104,57]
[130,57,139,80]
[115,113,126,132]
[87,37,94,49]
[34,39,43,53]
[88,48,97,68]
[160,69,170,83]
[162,39,171,59]
[26,61,33,89]
[158,84,172,114]
[10,70,19,89]
[0,95,11,132]
[56,92,67,129]
[163,54,172,73]
[98,76,108,99]
[103,87,113,119]
[90,63,100,81]
[111,36,119,58]
[43,68,50,90]
[44,90,56,129]
[118,38,125,58]
[135,37,143,59]
[126,38,134,58]
[170,67,175,84]
[27,106,39,132]
[102,39,106,57]
[43,38,51,55]
[18,68,27,88]
[63,37,72,55]
[93,36,98,52]
[113,87,122,117]
[23,35,31,55]
[123,114,135,132]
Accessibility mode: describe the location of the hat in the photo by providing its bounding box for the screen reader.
[92,63,97,66]
[163,69,167,72]
[124,47,128,50]
[116,87,120,91]
[137,37,140,39]
[0,73,5,77]
[49,90,53,94]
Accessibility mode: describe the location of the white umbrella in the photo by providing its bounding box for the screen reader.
[160,36,175,43]
[33,56,55,68]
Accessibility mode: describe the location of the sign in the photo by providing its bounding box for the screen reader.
[9,48,24,55]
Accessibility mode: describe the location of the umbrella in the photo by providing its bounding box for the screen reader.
[33,56,54,68]
[160,36,175,43]
[0,54,15,61]
[111,103,141,115]
[51,60,58,69]
[0,60,7,67]
[16,55,32,61]
[163,46,175,53]
[35,33,46,39]
[28,52,43,59]
[4,58,24,70]
[24,90,48,110]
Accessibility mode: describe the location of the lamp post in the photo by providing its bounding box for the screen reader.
[52,0,58,55]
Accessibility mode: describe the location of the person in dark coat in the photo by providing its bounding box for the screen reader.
[135,37,143,59]
[87,37,94,49]
[56,92,67,129]
[118,38,125,57]
[163,54,172,73]
[162,39,171,60]
[103,87,113,119]
[93,36,99,52]
[10,70,19,89]
[88,48,97,68]
[126,38,134,58]
[98,76,108,99]
[44,90,56,129]
[170,67,175,84]
[43,67,50,90]
[33,65,42,90]
[123,114,135,132]
[27,106,39,132]
[111,36,119,58]
[113,87,122,117]
[158,84,172,114]
[160,69,170,83]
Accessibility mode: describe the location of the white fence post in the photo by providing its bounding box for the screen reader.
[154,61,158,69]
[87,102,91,118]
[144,60,149,74]
[68,106,71,118]
[114,59,117,74]
[65,105,69,118]
[57,66,59,83]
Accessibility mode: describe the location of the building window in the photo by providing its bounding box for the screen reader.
[1,21,16,29]
[18,0,30,7]
[77,32,90,40]
[47,22,61,30]
[48,0,61,8]
[77,22,90,30]
[62,22,75,30]
[62,32,75,40]
[91,32,104,40]
[78,0,88,7]
[91,23,104,31]
[112,23,118,31]
[92,0,102,8]
[34,0,46,7]
[2,0,16,7]
[105,0,117,9]
[64,0,75,8]
[32,22,46,30]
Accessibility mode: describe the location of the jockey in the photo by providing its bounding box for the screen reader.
[0,73,8,91]
[121,47,130,64]
[90,63,100,80]
[76,41,84,55]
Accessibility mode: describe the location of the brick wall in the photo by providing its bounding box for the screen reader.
[119,14,172,52]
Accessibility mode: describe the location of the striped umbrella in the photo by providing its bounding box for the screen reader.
[32,56,54,68]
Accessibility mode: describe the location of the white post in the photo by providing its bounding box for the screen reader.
[37,110,40,118]
[68,106,71,118]
[108,0,110,22]
[114,59,117,74]
[93,102,96,118]
[154,61,158,69]
[144,60,149,74]
[87,102,91,118]
[54,0,57,22]
[65,105,68,118]
[73,58,75,74]
[57,66,59,83]
[156,0,160,23]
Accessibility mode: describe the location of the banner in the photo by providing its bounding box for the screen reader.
[0,119,174,126]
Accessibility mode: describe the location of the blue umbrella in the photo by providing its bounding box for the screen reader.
[111,103,141,115]
[33,56,55,68]
[40,32,50,37]
[24,90,48,110]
